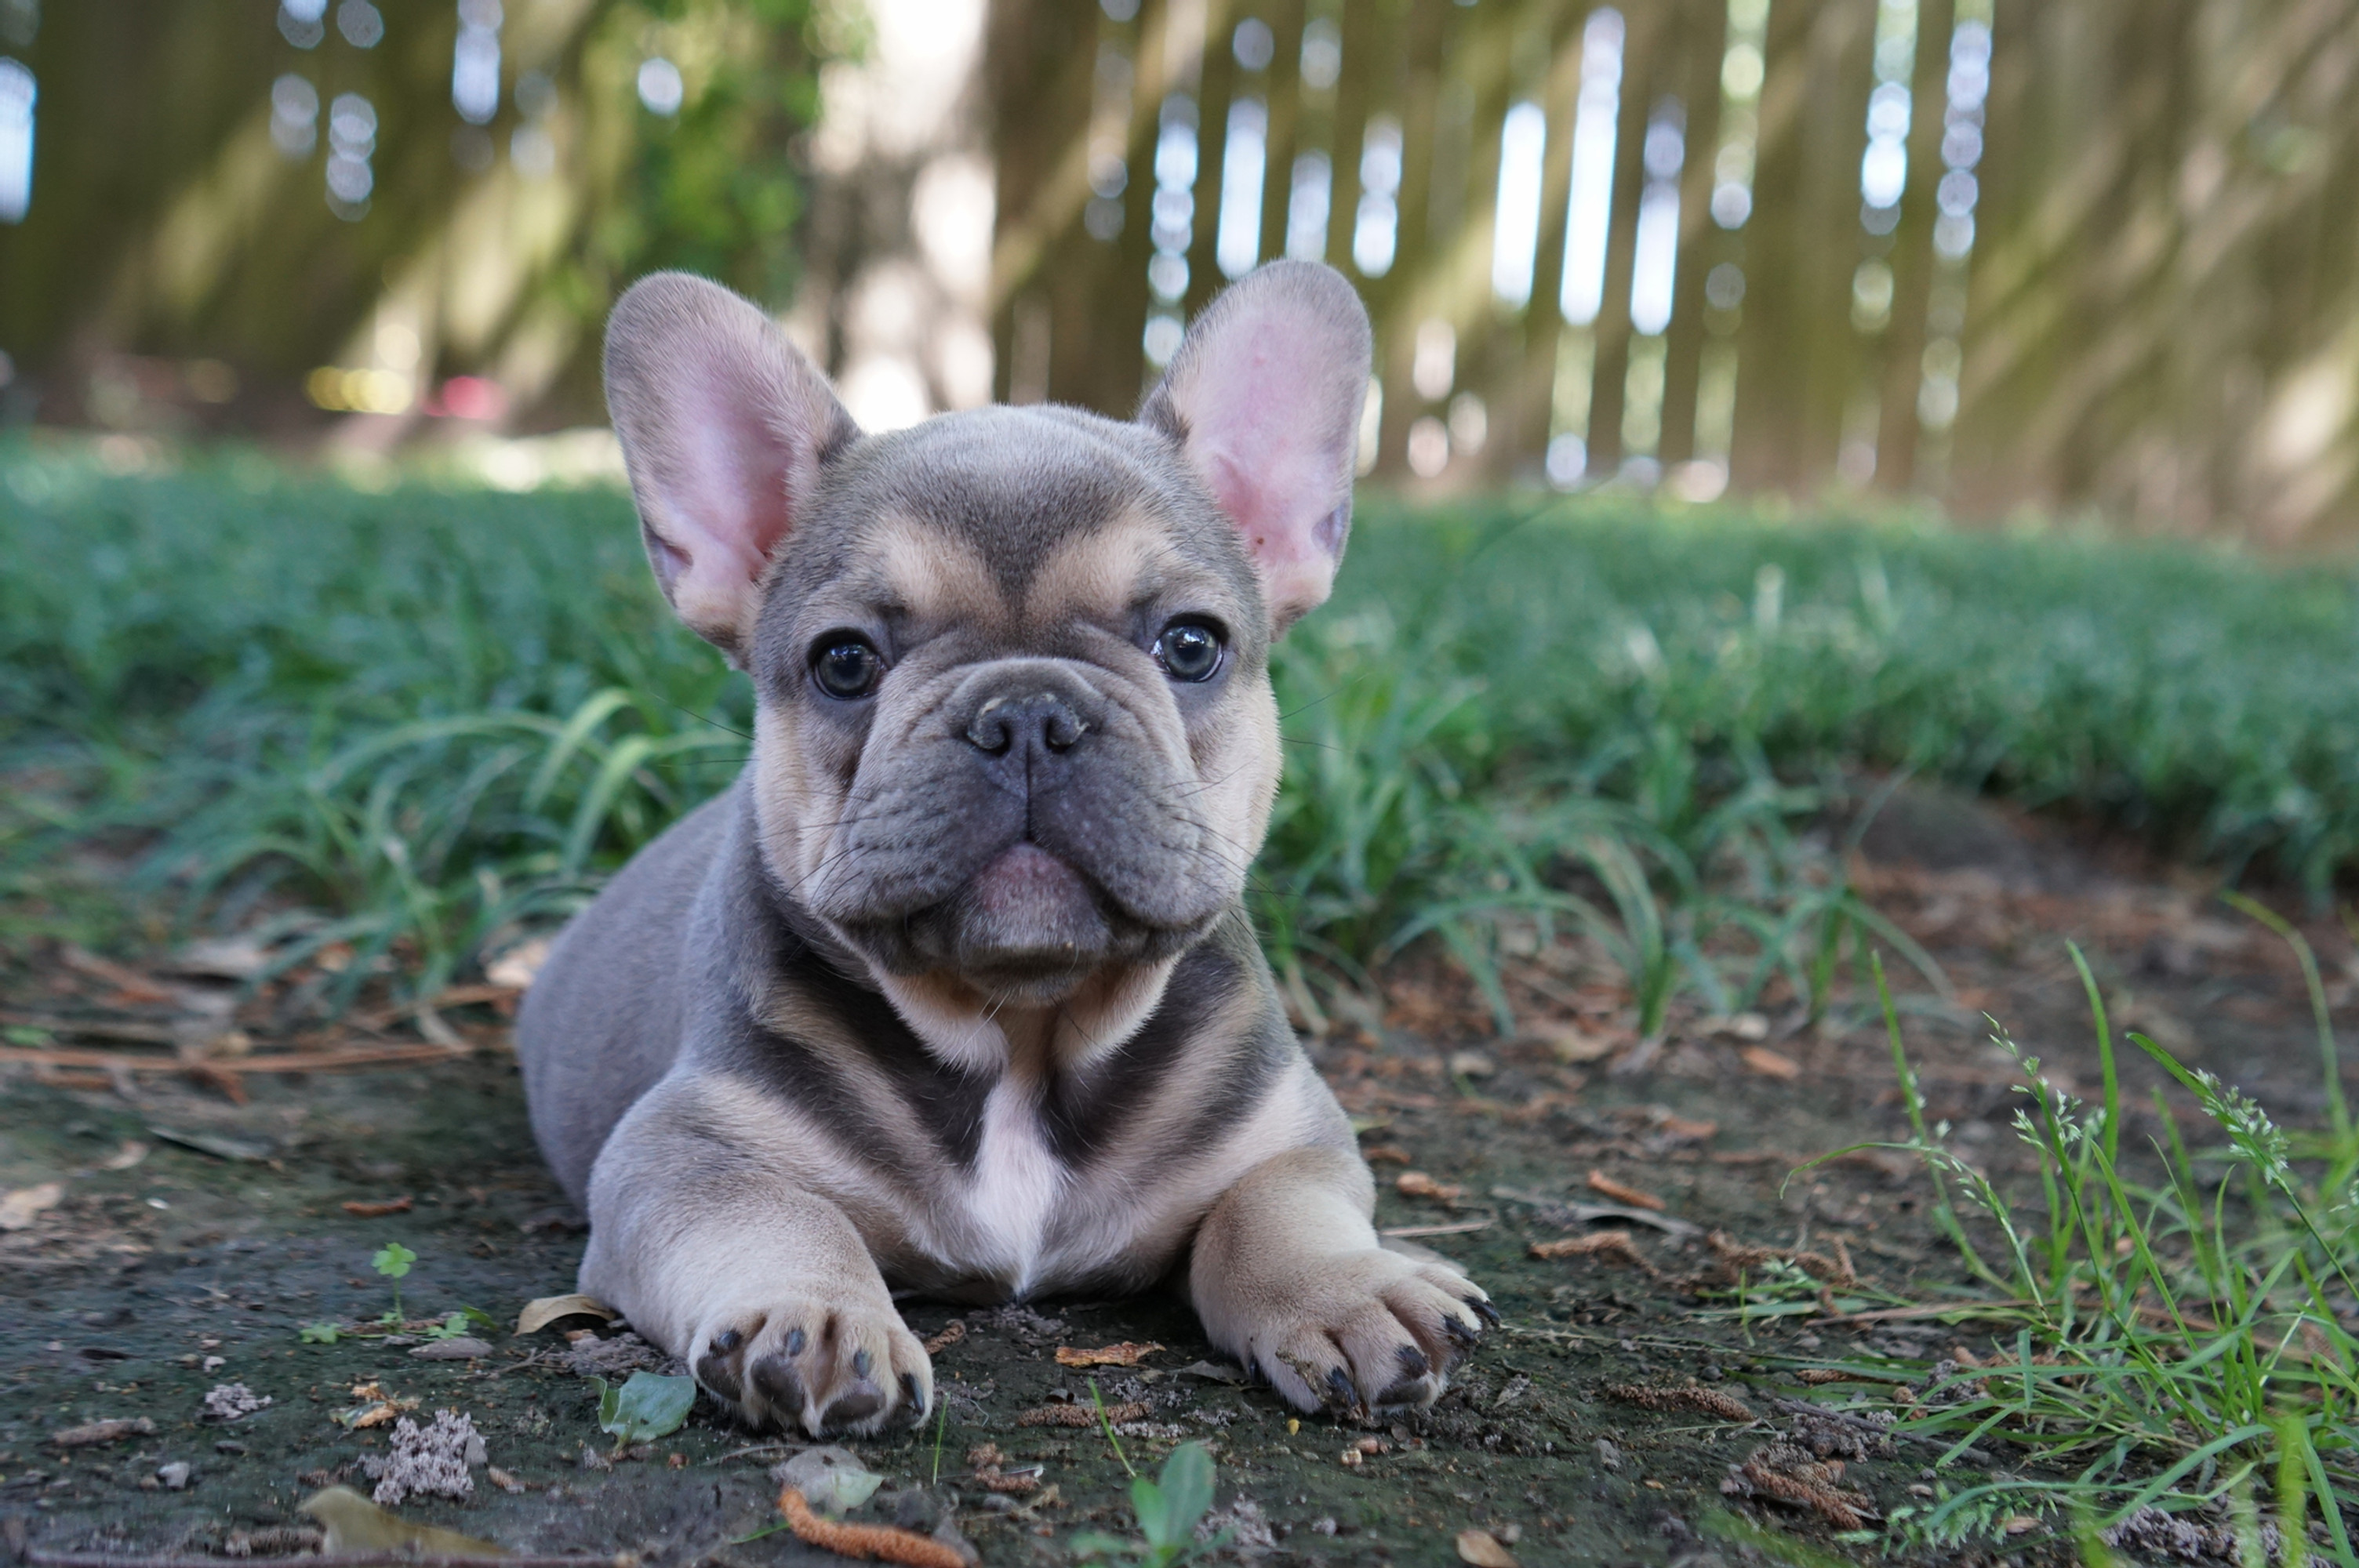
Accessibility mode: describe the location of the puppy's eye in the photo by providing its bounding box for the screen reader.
[1152,620,1224,683]
[811,634,885,699]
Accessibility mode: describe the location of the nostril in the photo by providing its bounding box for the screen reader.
[965,698,1015,756]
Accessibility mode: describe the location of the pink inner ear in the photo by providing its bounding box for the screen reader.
[1177,307,1361,619]
[668,394,797,596]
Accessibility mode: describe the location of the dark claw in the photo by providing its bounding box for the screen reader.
[1442,1315,1481,1348]
[820,1382,885,1430]
[750,1352,808,1417]
[784,1327,807,1356]
[1325,1367,1358,1408]
[711,1327,743,1354]
[1246,1356,1268,1386]
[1470,1298,1501,1327]
[900,1371,925,1411]
[852,1348,872,1377]
[695,1352,743,1403]
[1395,1344,1431,1377]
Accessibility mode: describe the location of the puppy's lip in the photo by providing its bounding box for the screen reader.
[971,842,1089,917]
[942,842,1114,988]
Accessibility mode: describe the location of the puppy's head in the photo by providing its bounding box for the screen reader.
[604,263,1370,1060]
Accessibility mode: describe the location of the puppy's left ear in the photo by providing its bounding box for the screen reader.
[1140,261,1372,633]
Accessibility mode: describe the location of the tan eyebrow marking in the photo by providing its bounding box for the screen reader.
[1025,509,1198,626]
[862,512,1005,629]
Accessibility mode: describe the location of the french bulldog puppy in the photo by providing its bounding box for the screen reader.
[516,259,1492,1437]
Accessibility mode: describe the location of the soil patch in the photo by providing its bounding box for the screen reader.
[3,789,2347,1566]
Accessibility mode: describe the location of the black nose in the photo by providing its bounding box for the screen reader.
[965,691,1089,758]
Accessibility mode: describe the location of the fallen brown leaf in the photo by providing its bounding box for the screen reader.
[1054,1341,1161,1368]
[340,1195,413,1218]
[1396,1170,1465,1202]
[1456,1528,1520,1566]
[1585,1170,1666,1210]
[1528,1020,1619,1063]
[922,1320,967,1355]
[49,1417,156,1448]
[300,1485,506,1556]
[514,1293,618,1335]
[1361,1143,1414,1165]
[1740,1045,1801,1080]
[0,1180,64,1232]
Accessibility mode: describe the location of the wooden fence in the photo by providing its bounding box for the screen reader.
[983,0,2359,540]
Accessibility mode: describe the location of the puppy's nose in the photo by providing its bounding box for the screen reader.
[965,691,1089,757]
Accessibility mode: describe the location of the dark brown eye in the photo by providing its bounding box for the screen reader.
[812,635,884,699]
[1153,620,1223,682]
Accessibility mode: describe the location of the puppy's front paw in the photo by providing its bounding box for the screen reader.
[1230,1250,1493,1416]
[690,1298,931,1436]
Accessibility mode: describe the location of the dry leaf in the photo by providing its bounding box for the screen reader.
[50,1417,156,1448]
[1361,1143,1414,1165]
[299,1486,505,1556]
[485,938,552,992]
[341,1196,413,1218]
[1585,1170,1666,1210]
[514,1293,617,1335]
[1456,1528,1520,1567]
[0,1180,64,1231]
[97,1140,149,1171]
[922,1320,967,1355]
[1054,1341,1161,1368]
[1739,1045,1802,1080]
[1397,1171,1465,1202]
[1528,1021,1618,1063]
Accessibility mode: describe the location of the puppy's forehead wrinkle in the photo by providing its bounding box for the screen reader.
[792,405,1259,620]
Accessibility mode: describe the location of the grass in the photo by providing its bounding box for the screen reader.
[11,442,2359,1029]
[1771,936,2359,1558]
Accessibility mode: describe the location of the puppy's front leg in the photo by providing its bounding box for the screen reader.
[1188,1145,1494,1414]
[579,1085,930,1436]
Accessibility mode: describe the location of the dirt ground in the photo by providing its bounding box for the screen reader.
[2,786,2348,1567]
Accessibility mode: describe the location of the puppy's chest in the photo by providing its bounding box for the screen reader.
[919,1076,1160,1297]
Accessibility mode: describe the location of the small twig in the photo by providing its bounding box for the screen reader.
[0,1043,467,1074]
[716,1439,810,1462]
[1379,1219,1494,1238]
[25,1553,637,1568]
[1491,1185,1703,1238]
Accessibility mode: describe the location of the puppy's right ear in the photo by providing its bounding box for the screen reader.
[604,273,857,660]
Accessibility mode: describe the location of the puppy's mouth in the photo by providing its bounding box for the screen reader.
[862,840,1167,1001]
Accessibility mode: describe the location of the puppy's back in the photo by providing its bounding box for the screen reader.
[516,782,734,1202]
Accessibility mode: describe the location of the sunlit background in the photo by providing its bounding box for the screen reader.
[5,0,2359,536]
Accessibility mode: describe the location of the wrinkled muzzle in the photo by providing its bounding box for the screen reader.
[801,658,1240,997]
